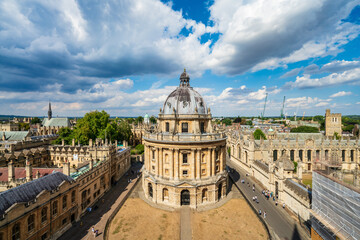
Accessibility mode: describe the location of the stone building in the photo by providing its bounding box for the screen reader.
[142,70,228,208]
[0,123,19,132]
[325,109,342,137]
[0,146,131,240]
[36,102,71,136]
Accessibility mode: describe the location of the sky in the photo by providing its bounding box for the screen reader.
[0,0,360,118]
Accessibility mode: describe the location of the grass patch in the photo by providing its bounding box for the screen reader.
[302,179,312,188]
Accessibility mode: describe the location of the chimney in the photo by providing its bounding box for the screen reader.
[62,139,65,146]
[89,138,93,147]
[8,161,15,182]
[89,159,93,170]
[36,170,41,179]
[26,159,32,181]
[72,138,75,147]
[63,160,70,176]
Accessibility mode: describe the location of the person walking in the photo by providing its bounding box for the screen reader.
[259,209,262,215]
[92,227,96,237]
[264,211,267,219]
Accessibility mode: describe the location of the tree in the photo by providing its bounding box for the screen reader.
[233,117,242,123]
[245,120,253,126]
[222,118,232,126]
[31,117,42,124]
[126,118,135,124]
[334,132,341,140]
[253,129,267,140]
[52,127,74,145]
[135,116,144,125]
[290,126,319,133]
[150,116,157,124]
[18,122,30,131]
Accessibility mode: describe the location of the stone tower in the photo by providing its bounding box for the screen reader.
[48,102,52,120]
[142,69,228,208]
[325,109,342,137]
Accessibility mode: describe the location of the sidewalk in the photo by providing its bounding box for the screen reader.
[58,163,142,240]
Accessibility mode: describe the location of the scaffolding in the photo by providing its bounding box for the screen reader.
[311,170,360,240]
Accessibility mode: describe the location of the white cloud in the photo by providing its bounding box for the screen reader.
[285,68,360,89]
[330,91,352,98]
[286,96,331,109]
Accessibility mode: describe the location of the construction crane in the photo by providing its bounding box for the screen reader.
[302,111,305,121]
[280,96,286,119]
[294,105,299,121]
[260,93,268,123]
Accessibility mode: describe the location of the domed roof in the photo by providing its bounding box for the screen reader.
[144,113,149,119]
[163,69,208,115]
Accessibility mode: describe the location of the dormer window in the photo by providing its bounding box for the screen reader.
[166,122,169,132]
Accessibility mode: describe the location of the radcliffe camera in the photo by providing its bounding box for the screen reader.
[0,1,359,240]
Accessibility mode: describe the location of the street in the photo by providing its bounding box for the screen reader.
[227,159,310,240]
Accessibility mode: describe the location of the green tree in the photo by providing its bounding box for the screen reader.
[334,132,341,140]
[126,118,135,124]
[150,116,157,124]
[245,120,253,126]
[253,129,267,140]
[233,117,242,123]
[135,116,144,125]
[30,117,41,124]
[222,118,232,126]
[18,122,30,131]
[52,127,74,145]
[290,126,319,133]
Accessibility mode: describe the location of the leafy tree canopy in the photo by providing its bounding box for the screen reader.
[253,129,267,140]
[150,116,157,124]
[233,117,242,123]
[222,118,232,126]
[290,126,319,133]
[31,117,41,124]
[245,120,253,126]
[135,116,144,124]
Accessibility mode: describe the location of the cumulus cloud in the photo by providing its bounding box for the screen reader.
[286,96,331,109]
[330,91,352,98]
[207,0,360,75]
[285,68,360,89]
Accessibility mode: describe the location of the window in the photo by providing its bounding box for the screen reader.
[342,150,346,162]
[12,223,20,240]
[182,123,188,133]
[152,150,155,160]
[215,150,219,160]
[28,214,35,232]
[200,122,205,133]
[202,188,208,202]
[201,154,206,163]
[273,150,278,161]
[94,184,97,190]
[307,150,311,161]
[62,195,67,210]
[163,188,169,201]
[299,150,303,161]
[290,150,294,161]
[152,165,155,171]
[165,122,169,132]
[52,201,58,216]
[165,169,169,175]
[71,191,76,203]
[41,207,47,224]
[201,169,206,175]
[182,153,188,164]
[183,170,188,176]
[62,218,67,225]
[351,150,354,162]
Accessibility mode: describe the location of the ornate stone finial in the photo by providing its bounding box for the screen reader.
[179,69,190,87]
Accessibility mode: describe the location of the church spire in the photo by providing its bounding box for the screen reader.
[48,102,52,120]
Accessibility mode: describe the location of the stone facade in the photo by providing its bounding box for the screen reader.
[325,109,342,137]
[0,123,19,132]
[142,70,228,208]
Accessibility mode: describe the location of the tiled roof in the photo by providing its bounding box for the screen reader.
[42,118,70,127]
[0,172,74,215]
[0,131,30,141]
[0,168,63,182]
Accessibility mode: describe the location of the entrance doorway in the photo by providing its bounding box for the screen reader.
[218,183,222,200]
[181,190,190,205]
[148,183,153,198]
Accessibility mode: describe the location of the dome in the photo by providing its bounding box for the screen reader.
[163,70,208,115]
[144,113,149,119]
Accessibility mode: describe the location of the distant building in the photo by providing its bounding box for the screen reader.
[36,102,71,135]
[0,123,19,132]
[0,131,30,142]
[325,109,342,137]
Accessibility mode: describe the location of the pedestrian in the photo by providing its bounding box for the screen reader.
[259,209,261,215]
[253,187,255,192]
[95,229,99,237]
[92,227,95,237]
[283,203,285,209]
[264,211,267,219]
[275,201,278,206]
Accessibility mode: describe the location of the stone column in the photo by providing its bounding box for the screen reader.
[191,148,196,179]
[159,148,163,176]
[156,147,159,176]
[174,149,179,180]
[212,147,216,174]
[196,148,201,179]
[207,148,211,177]
[170,148,174,180]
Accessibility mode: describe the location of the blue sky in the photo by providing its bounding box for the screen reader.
[0,0,360,117]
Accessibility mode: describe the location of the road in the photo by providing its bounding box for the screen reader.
[227,159,310,240]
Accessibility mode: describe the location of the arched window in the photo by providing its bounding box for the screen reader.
[182,123,188,133]
[28,214,35,232]
[273,150,278,161]
[52,201,58,216]
[41,207,47,223]
[165,154,169,164]
[12,223,20,240]
[62,195,67,210]
[163,188,169,201]
[165,122,169,132]
[202,188,208,202]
